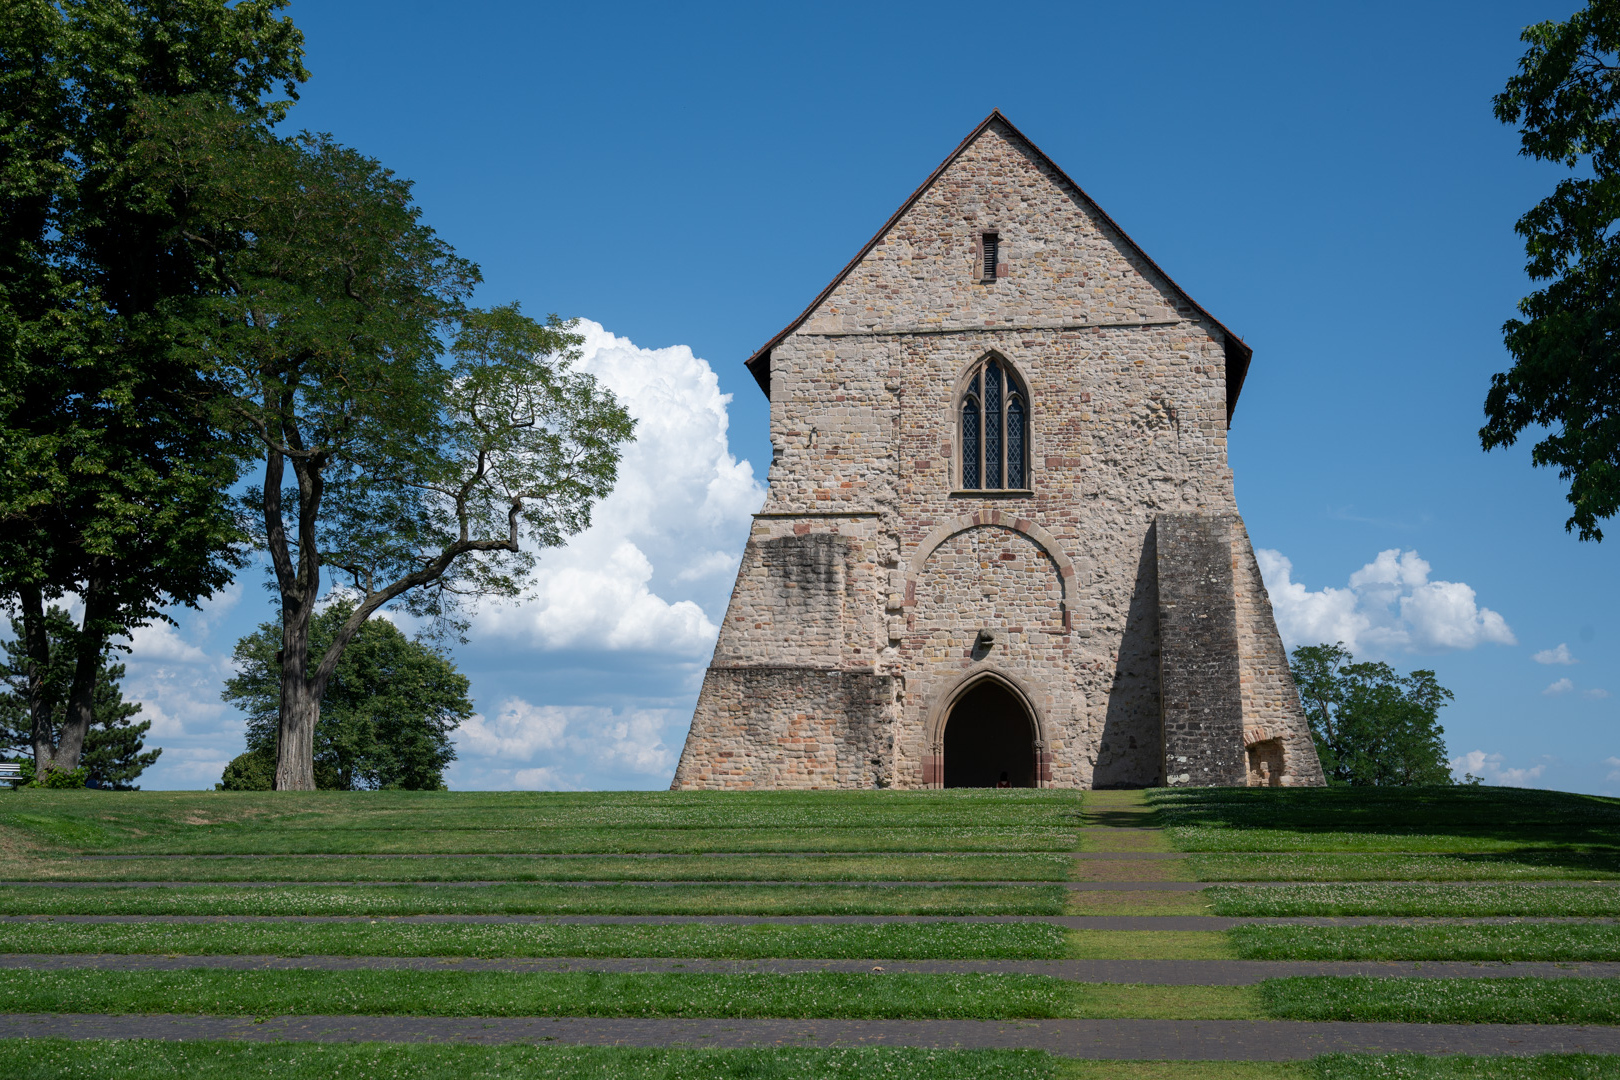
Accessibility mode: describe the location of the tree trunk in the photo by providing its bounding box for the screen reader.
[20,585,58,773]
[274,599,318,790]
[51,574,110,774]
[274,678,319,790]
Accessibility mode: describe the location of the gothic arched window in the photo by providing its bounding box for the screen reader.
[959,356,1028,491]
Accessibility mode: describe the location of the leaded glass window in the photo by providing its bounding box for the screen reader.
[1007,397,1025,488]
[984,361,1002,489]
[961,397,980,489]
[958,355,1029,492]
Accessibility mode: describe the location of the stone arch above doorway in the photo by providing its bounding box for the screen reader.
[904,511,1080,632]
[921,669,1051,788]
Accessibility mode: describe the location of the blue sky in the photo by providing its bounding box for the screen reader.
[115,0,1619,792]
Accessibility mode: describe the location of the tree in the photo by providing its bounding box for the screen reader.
[0,1,305,774]
[1485,1,1620,540]
[220,600,470,790]
[129,112,636,790]
[1289,642,1456,787]
[0,606,160,788]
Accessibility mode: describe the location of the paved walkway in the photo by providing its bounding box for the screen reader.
[3,1013,1617,1058]
[6,913,1611,927]
[14,879,1615,890]
[5,953,1618,982]
[0,880,1378,891]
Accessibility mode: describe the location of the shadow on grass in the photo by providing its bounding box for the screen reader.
[1146,787,1620,872]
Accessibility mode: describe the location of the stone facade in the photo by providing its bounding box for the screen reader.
[672,111,1324,790]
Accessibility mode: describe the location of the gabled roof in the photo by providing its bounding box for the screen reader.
[744,110,1255,422]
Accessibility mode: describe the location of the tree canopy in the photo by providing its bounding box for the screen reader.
[1485,0,1620,540]
[3,1,635,790]
[147,114,637,788]
[0,1,304,773]
[221,601,469,791]
[0,606,159,788]
[1290,642,1456,787]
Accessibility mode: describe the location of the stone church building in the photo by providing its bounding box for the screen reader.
[672,112,1324,791]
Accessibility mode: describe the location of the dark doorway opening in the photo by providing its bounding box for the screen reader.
[943,680,1037,788]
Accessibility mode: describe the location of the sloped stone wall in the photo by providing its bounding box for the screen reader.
[1231,521,1326,787]
[1155,513,1248,787]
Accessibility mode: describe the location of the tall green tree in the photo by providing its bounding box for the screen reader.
[131,111,636,789]
[220,601,468,791]
[1486,0,1620,540]
[1290,642,1456,787]
[0,606,160,788]
[0,1,305,774]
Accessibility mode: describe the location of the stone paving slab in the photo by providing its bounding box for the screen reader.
[5,953,1619,983]
[0,880,1088,893]
[2,1014,1617,1058]
[67,852,1084,861]
[5,880,1620,893]
[1,880,1189,890]
[4,914,1612,928]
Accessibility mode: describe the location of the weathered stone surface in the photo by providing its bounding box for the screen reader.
[1232,520,1326,787]
[670,113,1322,790]
[1156,513,1246,788]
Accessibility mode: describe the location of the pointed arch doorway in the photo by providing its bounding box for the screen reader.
[943,679,1039,788]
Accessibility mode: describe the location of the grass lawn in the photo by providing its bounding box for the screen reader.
[1209,883,1620,917]
[5,826,1085,855]
[0,790,1085,857]
[1189,852,1620,881]
[0,882,1065,914]
[0,1044,1616,1080]
[0,1040,1062,1079]
[1168,826,1620,854]
[0,852,1073,883]
[1232,923,1620,961]
[1147,787,1620,831]
[0,919,1070,960]
[1260,976,1620,1024]
[1300,1057,1620,1079]
[1151,789,1620,877]
[0,968,1258,1019]
[6,966,1617,1023]
[9,785,1620,1066]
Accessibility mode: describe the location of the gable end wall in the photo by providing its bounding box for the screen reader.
[672,118,1324,791]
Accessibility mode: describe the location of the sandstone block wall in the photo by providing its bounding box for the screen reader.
[1232,520,1326,787]
[675,667,898,789]
[1156,513,1248,787]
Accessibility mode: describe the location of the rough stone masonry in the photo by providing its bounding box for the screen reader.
[672,111,1324,790]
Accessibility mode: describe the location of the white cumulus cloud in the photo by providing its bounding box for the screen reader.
[457,698,569,758]
[1533,643,1577,665]
[1256,548,1515,655]
[451,697,682,789]
[120,585,244,742]
[1450,750,1547,788]
[1543,678,1575,697]
[475,320,764,656]
[1586,688,1611,700]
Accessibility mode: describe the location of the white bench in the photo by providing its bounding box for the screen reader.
[0,763,22,780]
